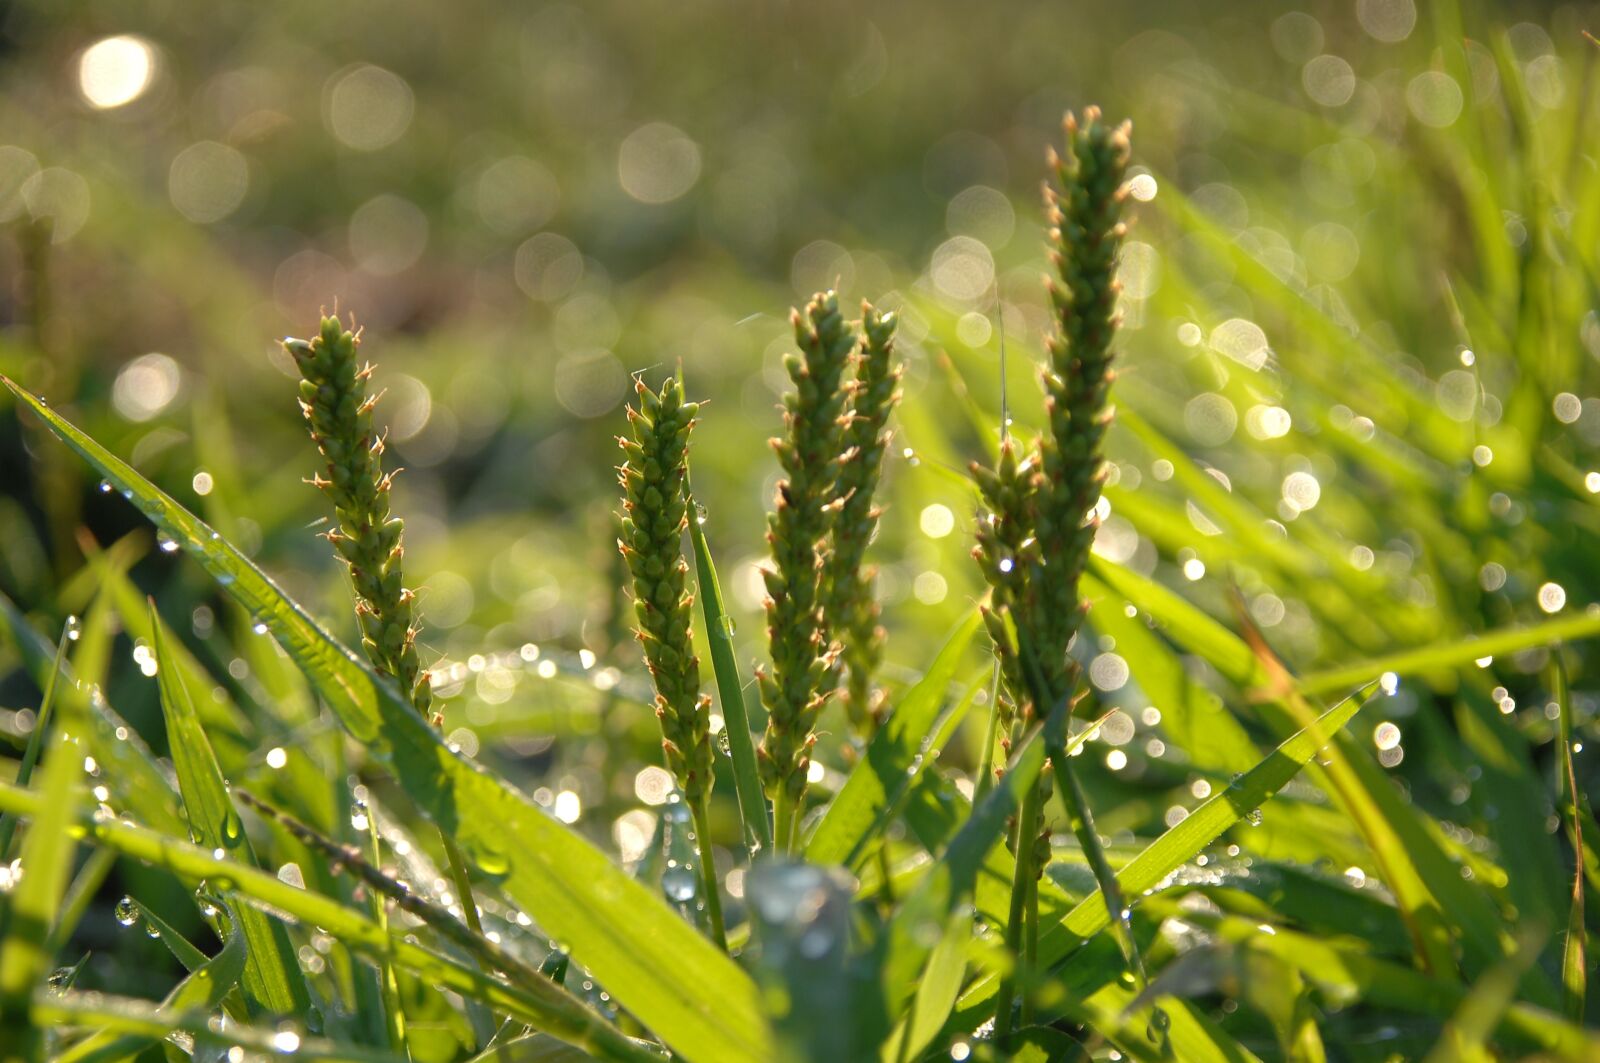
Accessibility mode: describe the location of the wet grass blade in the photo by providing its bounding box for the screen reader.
[951,684,1376,1027]
[1552,652,1587,1023]
[684,474,772,857]
[51,921,247,1063]
[806,612,981,868]
[0,778,659,1063]
[37,989,400,1063]
[1297,612,1600,698]
[0,694,82,1057]
[0,616,70,861]
[148,601,309,1017]
[2,375,771,1062]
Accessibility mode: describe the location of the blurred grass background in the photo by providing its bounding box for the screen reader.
[4,0,1600,1028]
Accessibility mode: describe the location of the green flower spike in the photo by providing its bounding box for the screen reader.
[617,376,726,949]
[823,302,902,735]
[757,290,856,851]
[286,316,430,720]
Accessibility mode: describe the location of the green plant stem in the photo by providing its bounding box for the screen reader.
[688,798,727,951]
[773,788,799,856]
[992,768,1045,1041]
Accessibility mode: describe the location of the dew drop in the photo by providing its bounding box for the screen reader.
[64,615,81,641]
[1246,808,1264,827]
[114,896,139,927]
[662,864,698,902]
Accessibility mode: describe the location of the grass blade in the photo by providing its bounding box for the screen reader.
[1552,652,1587,1023]
[148,601,309,1017]
[51,920,246,1063]
[2,375,772,1062]
[951,683,1376,1026]
[0,690,82,1059]
[0,616,70,861]
[37,989,398,1063]
[806,612,981,868]
[684,476,772,857]
[1297,612,1600,698]
[0,778,657,1063]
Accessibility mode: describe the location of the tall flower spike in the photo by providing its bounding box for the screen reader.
[757,290,855,849]
[1030,106,1131,707]
[616,378,714,806]
[822,302,901,735]
[616,376,726,949]
[287,316,430,719]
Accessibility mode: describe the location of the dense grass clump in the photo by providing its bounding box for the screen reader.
[1,6,1600,1062]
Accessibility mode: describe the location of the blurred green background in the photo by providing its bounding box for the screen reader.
[4,0,1600,1025]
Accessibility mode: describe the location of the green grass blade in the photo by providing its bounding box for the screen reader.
[2,375,771,1062]
[1298,612,1600,698]
[0,778,658,1063]
[684,478,772,856]
[1421,926,1546,1063]
[37,989,399,1063]
[0,695,82,1061]
[0,591,186,838]
[1552,653,1587,1024]
[52,921,246,1063]
[148,601,309,1017]
[952,683,1376,1026]
[0,617,70,861]
[806,611,981,867]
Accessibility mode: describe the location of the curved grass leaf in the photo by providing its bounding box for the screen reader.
[148,603,309,1017]
[0,778,658,1063]
[1,376,772,1063]
[1297,611,1600,698]
[806,612,981,868]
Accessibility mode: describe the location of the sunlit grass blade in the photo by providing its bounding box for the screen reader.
[0,778,658,1062]
[950,683,1376,1028]
[1,375,772,1062]
[466,1033,607,1063]
[1421,925,1547,1063]
[1552,652,1587,1023]
[149,601,308,1017]
[684,472,772,857]
[37,989,400,1063]
[0,614,70,861]
[52,920,246,1063]
[1297,611,1600,698]
[1164,899,1598,1056]
[0,591,186,838]
[806,612,981,868]
[0,694,82,1060]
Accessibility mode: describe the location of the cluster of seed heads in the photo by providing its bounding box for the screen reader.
[286,316,430,719]
[757,292,900,816]
[617,378,715,807]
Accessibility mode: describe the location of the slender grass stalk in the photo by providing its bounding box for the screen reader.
[617,378,725,949]
[286,316,486,945]
[758,291,856,852]
[822,302,902,735]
